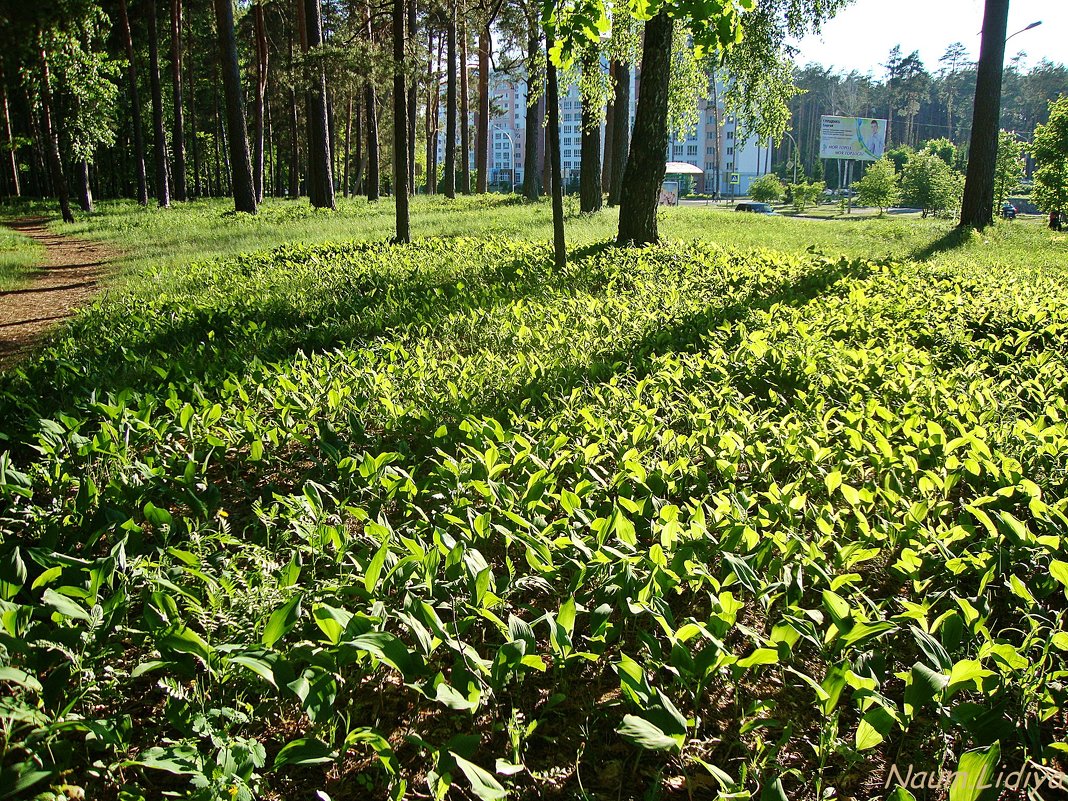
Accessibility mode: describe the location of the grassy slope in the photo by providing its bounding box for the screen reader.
[0,225,43,290]
[2,197,1068,801]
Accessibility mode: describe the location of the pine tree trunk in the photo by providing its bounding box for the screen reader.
[607,60,630,206]
[253,2,269,202]
[212,0,257,213]
[187,35,201,197]
[425,29,437,194]
[393,0,410,241]
[365,84,380,201]
[118,0,148,205]
[170,0,187,200]
[617,12,672,245]
[602,60,616,194]
[352,97,365,194]
[407,0,417,195]
[364,2,380,201]
[343,94,352,197]
[459,12,471,194]
[444,4,457,198]
[546,48,565,270]
[960,0,1008,229]
[476,24,490,193]
[38,49,73,223]
[521,33,542,201]
[0,68,20,197]
[77,159,93,212]
[147,0,171,207]
[579,51,602,214]
[303,0,335,208]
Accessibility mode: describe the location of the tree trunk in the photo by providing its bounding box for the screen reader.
[38,49,73,223]
[546,48,565,270]
[407,0,417,195]
[425,29,437,194]
[147,0,171,207]
[170,0,187,200]
[118,0,148,205]
[302,0,335,209]
[579,51,602,214]
[617,12,673,245]
[393,0,411,240]
[602,60,616,194]
[77,159,93,212]
[459,11,471,194]
[253,2,269,202]
[187,31,201,198]
[476,24,490,193]
[365,84,380,201]
[960,0,1008,229]
[0,68,20,197]
[364,3,380,201]
[521,35,542,201]
[212,0,257,213]
[352,97,365,194]
[343,94,352,196]
[607,60,630,206]
[444,4,457,198]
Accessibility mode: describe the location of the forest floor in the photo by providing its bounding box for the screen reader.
[0,216,114,366]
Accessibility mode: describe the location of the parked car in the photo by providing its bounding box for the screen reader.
[1001,202,1017,220]
[734,202,776,214]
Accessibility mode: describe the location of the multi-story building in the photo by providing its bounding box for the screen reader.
[440,70,773,196]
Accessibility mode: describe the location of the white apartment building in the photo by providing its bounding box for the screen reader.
[439,70,772,195]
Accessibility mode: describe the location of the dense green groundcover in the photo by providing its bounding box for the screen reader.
[2,203,1068,800]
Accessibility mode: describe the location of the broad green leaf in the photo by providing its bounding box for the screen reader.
[262,594,302,649]
[274,737,338,768]
[617,714,681,752]
[855,706,896,750]
[948,742,1000,801]
[451,753,508,801]
[42,588,91,622]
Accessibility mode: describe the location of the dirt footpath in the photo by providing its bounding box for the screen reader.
[0,217,113,366]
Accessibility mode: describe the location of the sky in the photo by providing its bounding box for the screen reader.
[793,0,1067,76]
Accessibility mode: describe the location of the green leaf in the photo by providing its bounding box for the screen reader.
[313,603,353,645]
[143,501,173,527]
[948,741,1000,801]
[0,667,42,692]
[886,789,917,801]
[42,588,92,622]
[262,594,302,649]
[273,737,338,768]
[947,659,993,691]
[855,706,896,750]
[737,648,779,669]
[159,626,213,668]
[821,589,853,632]
[617,715,681,752]
[451,753,508,801]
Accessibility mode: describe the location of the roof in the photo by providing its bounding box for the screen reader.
[664,161,705,175]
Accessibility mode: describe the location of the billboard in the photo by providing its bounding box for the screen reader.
[819,116,887,161]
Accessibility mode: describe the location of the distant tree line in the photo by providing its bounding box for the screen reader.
[781,45,1068,186]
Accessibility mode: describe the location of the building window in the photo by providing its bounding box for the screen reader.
[706,146,713,155]
[727,147,734,155]
[727,131,734,140]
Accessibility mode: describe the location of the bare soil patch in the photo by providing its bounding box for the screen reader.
[0,216,115,366]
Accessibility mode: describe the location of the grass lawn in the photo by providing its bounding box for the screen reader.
[2,196,1068,800]
[0,222,43,290]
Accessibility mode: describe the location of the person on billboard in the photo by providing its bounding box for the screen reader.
[860,119,884,159]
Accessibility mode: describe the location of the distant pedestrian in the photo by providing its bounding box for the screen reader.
[1051,210,1063,231]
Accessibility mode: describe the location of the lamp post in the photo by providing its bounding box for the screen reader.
[491,124,516,192]
[782,130,799,185]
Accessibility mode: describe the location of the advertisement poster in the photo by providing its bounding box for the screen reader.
[659,181,679,206]
[819,116,887,161]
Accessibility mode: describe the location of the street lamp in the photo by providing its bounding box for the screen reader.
[782,130,799,185]
[491,124,516,193]
[1006,20,1042,43]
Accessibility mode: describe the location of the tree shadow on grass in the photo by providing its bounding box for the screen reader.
[909,225,973,262]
